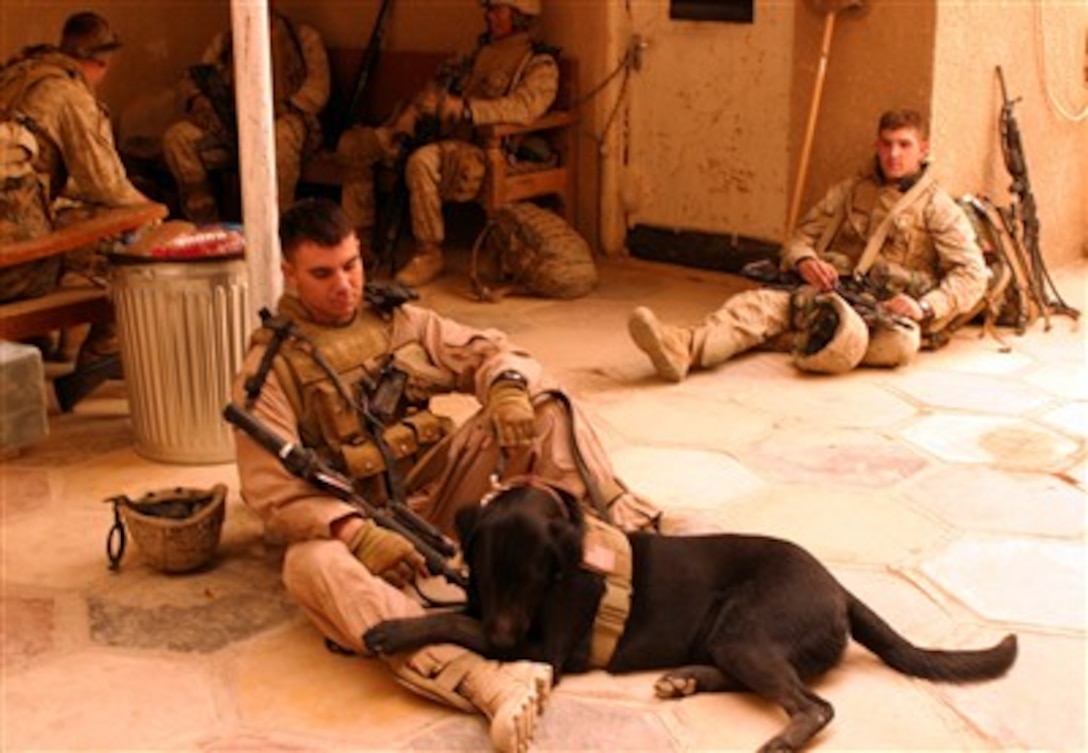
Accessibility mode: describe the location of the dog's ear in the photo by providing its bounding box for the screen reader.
[454,505,482,549]
[548,518,584,573]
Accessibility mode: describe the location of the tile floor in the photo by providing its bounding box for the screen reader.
[2,254,1085,752]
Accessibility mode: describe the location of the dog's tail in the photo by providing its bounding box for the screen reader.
[846,592,1017,682]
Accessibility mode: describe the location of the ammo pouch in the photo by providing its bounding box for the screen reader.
[338,410,452,481]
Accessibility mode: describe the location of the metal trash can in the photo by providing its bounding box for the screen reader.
[110,225,248,464]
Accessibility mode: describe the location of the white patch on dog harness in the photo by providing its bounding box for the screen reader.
[581,514,633,669]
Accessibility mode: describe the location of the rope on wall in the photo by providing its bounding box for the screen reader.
[1034,0,1088,122]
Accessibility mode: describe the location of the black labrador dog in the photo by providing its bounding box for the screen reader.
[365,484,1017,751]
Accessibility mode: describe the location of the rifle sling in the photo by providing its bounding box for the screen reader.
[853,171,935,279]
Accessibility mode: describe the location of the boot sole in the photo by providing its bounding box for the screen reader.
[628,308,687,382]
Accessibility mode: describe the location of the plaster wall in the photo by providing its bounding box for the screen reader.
[931,1,1088,265]
[622,1,795,243]
[791,1,935,235]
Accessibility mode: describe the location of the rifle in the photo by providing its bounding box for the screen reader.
[374,58,471,273]
[740,259,919,333]
[342,0,396,136]
[223,402,468,590]
[995,66,1079,327]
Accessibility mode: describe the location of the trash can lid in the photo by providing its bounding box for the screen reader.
[108,221,245,264]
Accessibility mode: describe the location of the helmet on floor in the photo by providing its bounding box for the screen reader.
[792,292,868,374]
[861,317,921,368]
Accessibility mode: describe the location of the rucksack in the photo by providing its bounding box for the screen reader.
[952,194,1038,340]
[469,202,598,301]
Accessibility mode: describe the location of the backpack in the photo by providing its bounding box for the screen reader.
[953,194,1038,338]
[469,202,598,301]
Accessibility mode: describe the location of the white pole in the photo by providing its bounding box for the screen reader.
[598,2,630,257]
[230,0,281,319]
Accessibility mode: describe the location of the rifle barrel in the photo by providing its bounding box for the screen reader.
[222,402,468,588]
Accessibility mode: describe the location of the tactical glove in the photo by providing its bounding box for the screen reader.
[487,375,535,448]
[349,520,425,588]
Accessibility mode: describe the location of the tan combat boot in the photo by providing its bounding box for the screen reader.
[627,306,694,382]
[458,658,553,753]
[391,651,552,753]
[395,243,445,287]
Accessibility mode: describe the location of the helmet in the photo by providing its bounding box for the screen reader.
[107,484,227,573]
[792,292,869,374]
[60,12,122,63]
[483,0,542,16]
[861,318,921,368]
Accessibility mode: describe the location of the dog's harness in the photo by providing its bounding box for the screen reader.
[483,475,633,668]
[581,512,633,668]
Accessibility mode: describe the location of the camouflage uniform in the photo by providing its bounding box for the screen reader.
[0,46,149,303]
[630,162,988,378]
[161,13,329,221]
[233,294,657,744]
[337,30,557,269]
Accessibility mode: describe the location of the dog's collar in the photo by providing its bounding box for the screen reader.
[481,473,576,514]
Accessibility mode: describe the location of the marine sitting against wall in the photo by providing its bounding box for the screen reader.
[627,108,989,381]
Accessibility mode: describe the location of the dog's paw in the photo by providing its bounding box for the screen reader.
[653,673,698,699]
[363,620,409,655]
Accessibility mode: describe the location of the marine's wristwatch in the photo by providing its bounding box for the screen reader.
[492,369,527,388]
[917,297,934,323]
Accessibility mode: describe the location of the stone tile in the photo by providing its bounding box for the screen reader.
[800,645,999,751]
[3,649,219,750]
[84,504,292,652]
[901,414,1080,471]
[56,449,240,505]
[902,466,1085,538]
[723,486,949,566]
[531,696,678,751]
[610,446,765,531]
[920,535,1085,630]
[1038,400,1088,441]
[727,371,920,430]
[832,567,990,645]
[737,429,931,488]
[1023,362,1088,400]
[907,338,1035,376]
[589,389,775,451]
[884,369,1058,416]
[936,629,1087,751]
[226,621,454,748]
[0,595,55,670]
[0,467,52,521]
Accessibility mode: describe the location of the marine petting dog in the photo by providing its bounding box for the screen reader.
[365,483,1018,752]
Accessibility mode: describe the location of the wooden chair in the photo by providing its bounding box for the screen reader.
[478,57,578,221]
[0,203,168,341]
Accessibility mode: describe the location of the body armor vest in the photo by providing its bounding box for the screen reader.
[463,32,535,101]
[253,296,450,500]
[0,48,83,196]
